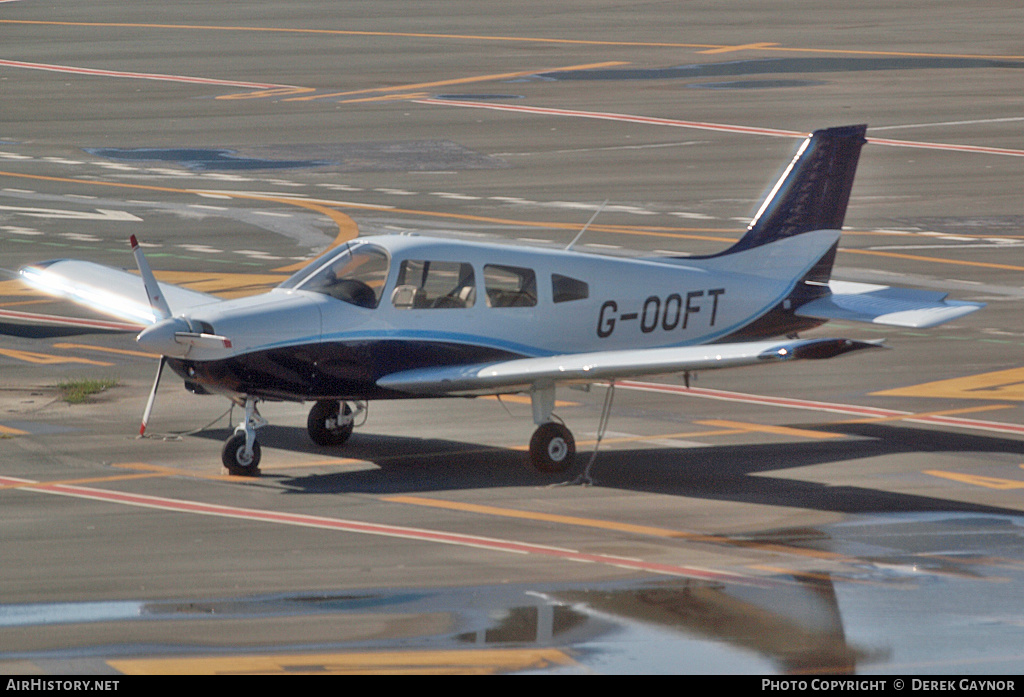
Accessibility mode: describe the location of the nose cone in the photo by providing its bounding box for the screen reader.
[136,317,190,357]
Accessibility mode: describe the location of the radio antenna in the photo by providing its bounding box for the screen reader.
[565,199,609,250]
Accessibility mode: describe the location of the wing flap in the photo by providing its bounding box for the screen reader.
[377,337,882,396]
[796,280,984,329]
[19,260,222,326]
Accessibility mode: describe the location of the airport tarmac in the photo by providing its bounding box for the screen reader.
[1,1,1024,675]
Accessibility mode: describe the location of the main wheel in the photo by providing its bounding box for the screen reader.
[307,400,354,446]
[529,422,576,473]
[222,431,261,476]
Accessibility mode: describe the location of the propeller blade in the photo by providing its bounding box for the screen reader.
[129,235,171,321]
[139,356,166,437]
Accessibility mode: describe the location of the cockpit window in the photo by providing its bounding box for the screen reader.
[282,243,390,308]
[391,260,476,309]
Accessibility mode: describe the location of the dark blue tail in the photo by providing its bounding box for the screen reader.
[717,124,867,255]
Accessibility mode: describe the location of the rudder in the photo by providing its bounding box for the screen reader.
[716,124,867,255]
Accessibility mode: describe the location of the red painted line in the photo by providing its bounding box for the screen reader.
[416,99,1024,157]
[0,58,293,89]
[618,380,1024,436]
[0,475,761,585]
[0,308,142,331]
[866,135,1024,158]
[415,98,803,138]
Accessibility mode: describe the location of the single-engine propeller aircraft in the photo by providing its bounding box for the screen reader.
[20,125,983,476]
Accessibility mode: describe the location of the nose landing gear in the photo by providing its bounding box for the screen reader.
[222,396,265,476]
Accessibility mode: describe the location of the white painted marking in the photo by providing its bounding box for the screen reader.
[0,205,142,222]
[146,168,193,177]
[669,211,716,220]
[200,173,253,182]
[235,250,283,259]
[870,243,1024,251]
[316,183,364,191]
[0,59,294,90]
[870,117,1024,132]
[430,192,481,200]
[178,244,223,253]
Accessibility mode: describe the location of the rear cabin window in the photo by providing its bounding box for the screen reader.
[552,274,589,303]
[484,265,537,308]
[391,260,476,309]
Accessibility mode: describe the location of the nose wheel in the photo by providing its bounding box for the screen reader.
[222,396,265,476]
[222,431,262,475]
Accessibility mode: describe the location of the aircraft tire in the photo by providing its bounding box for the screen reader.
[307,400,354,446]
[222,432,261,476]
[529,422,576,473]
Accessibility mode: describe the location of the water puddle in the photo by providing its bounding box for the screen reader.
[4,513,1022,673]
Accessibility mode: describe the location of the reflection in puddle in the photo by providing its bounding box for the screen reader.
[3,513,1023,673]
[0,577,867,674]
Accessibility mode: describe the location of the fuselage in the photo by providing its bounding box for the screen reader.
[157,233,833,401]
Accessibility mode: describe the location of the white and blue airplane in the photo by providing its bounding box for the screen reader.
[19,124,983,475]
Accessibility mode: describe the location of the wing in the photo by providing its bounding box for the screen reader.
[796,280,983,329]
[377,337,883,396]
[19,259,223,326]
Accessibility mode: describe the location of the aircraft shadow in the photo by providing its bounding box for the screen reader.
[195,425,552,492]
[194,421,1024,517]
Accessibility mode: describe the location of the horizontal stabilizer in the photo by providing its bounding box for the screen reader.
[19,260,222,326]
[796,280,984,328]
[378,337,883,396]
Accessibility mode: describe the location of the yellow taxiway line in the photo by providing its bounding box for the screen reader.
[108,647,576,675]
[5,20,1024,61]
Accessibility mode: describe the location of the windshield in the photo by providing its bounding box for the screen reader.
[279,243,390,308]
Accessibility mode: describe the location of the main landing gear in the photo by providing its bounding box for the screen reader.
[219,390,590,478]
[221,397,365,476]
[307,400,361,446]
[527,384,576,474]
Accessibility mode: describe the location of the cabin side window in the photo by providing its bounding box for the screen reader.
[391,260,476,309]
[484,265,537,308]
[552,274,589,303]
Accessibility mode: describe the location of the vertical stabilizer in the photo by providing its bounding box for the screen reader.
[719,124,867,255]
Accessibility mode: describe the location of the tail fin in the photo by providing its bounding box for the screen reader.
[717,124,867,256]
